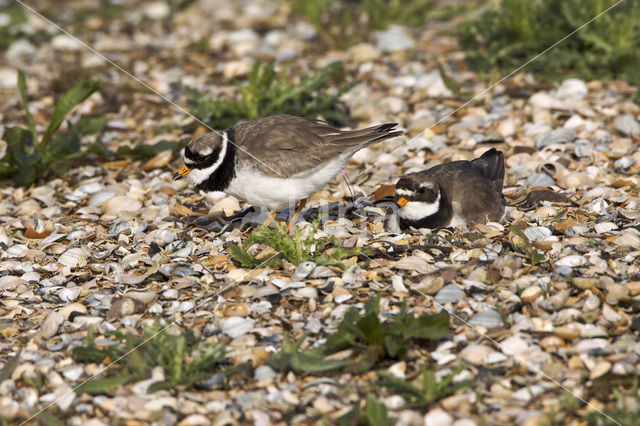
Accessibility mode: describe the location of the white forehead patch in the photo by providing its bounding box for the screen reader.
[420,181,436,190]
[396,188,415,196]
[198,146,214,156]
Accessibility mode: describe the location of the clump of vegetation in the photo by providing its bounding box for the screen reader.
[178,61,353,130]
[0,5,52,50]
[286,0,472,48]
[229,216,370,270]
[587,375,640,425]
[0,70,102,185]
[337,394,391,426]
[379,363,472,408]
[268,295,450,373]
[72,321,227,394]
[510,225,545,266]
[459,0,640,84]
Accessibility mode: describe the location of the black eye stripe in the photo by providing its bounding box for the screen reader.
[185,146,208,163]
[189,146,223,169]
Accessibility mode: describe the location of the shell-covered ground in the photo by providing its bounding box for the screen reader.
[1,1,639,425]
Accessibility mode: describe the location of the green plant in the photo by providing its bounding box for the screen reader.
[178,61,353,130]
[229,216,370,270]
[286,0,466,48]
[72,321,227,394]
[337,394,391,426]
[0,70,101,185]
[459,0,640,84]
[509,225,545,266]
[587,375,640,425]
[268,295,450,373]
[378,363,472,408]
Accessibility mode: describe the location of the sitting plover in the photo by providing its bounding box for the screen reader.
[174,114,402,231]
[395,148,506,229]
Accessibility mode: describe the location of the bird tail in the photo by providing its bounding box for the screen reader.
[332,123,403,148]
[472,148,505,195]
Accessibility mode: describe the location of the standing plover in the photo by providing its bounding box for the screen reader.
[395,148,506,229]
[174,114,402,231]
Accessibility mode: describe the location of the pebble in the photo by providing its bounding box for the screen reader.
[424,408,453,426]
[555,255,587,267]
[435,285,465,305]
[41,312,64,339]
[613,114,640,138]
[375,25,415,52]
[460,344,496,365]
[293,261,316,280]
[469,309,504,329]
[254,366,276,381]
[221,317,255,338]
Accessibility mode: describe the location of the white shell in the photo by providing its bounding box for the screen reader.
[293,261,316,280]
[0,275,27,290]
[59,287,80,303]
[555,255,587,267]
[523,226,552,242]
[102,195,142,213]
[537,128,576,148]
[58,248,88,268]
[5,244,28,258]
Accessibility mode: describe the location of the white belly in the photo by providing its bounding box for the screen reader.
[226,156,348,211]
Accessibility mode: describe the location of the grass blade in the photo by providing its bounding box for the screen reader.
[17,69,38,145]
[41,79,101,145]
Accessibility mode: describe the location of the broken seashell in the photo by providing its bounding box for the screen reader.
[58,248,88,268]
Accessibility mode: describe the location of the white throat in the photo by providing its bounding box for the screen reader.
[188,132,228,186]
[398,191,441,221]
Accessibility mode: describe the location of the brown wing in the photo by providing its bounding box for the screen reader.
[411,161,505,223]
[231,115,402,177]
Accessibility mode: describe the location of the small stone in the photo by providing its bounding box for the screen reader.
[521,286,542,303]
[41,311,64,339]
[375,25,415,52]
[589,360,611,379]
[625,281,640,296]
[605,283,629,305]
[293,261,316,280]
[469,309,504,329]
[103,196,142,214]
[613,114,640,138]
[221,316,255,338]
[178,414,210,426]
[435,285,464,304]
[424,408,453,426]
[555,255,587,268]
[460,344,496,365]
[254,365,276,381]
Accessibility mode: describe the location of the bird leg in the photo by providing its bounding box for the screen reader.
[286,198,308,235]
[262,211,277,228]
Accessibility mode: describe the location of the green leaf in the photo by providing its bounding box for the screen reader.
[509,225,530,244]
[41,79,101,145]
[48,131,81,158]
[75,374,131,394]
[72,346,110,363]
[229,243,263,268]
[290,351,347,372]
[74,116,109,135]
[364,394,390,426]
[147,380,173,393]
[437,62,461,97]
[403,310,450,340]
[17,70,38,145]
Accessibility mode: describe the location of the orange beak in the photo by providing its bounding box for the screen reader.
[396,197,408,207]
[173,165,191,180]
